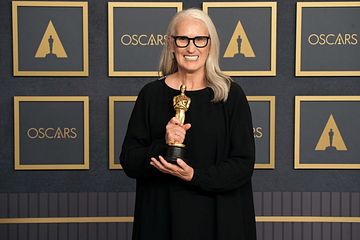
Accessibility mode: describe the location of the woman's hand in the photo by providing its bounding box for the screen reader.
[165,117,191,145]
[150,156,194,181]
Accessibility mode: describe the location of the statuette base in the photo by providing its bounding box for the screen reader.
[165,145,186,163]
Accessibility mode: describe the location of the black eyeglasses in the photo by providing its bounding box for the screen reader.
[172,35,210,48]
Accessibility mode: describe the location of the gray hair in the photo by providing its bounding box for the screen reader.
[159,8,232,102]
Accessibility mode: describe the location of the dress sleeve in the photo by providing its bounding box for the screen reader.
[190,84,255,192]
[119,85,167,179]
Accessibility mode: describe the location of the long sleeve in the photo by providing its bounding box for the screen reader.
[119,85,167,179]
[190,84,255,192]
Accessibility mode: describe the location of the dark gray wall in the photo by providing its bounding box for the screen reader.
[0,0,359,239]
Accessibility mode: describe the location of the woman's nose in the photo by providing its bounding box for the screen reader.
[186,41,196,52]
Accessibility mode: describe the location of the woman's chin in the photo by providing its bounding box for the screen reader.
[178,65,205,74]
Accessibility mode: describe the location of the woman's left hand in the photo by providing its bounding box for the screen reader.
[150,156,194,181]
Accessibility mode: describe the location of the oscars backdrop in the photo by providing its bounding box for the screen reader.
[0,1,359,240]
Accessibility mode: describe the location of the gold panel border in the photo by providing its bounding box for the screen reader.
[294,96,360,169]
[247,96,276,169]
[0,216,359,224]
[296,2,360,76]
[203,2,277,76]
[108,2,182,77]
[12,1,89,77]
[14,96,90,170]
[109,96,138,169]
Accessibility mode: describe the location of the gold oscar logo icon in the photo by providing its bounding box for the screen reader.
[35,20,68,59]
[223,21,255,58]
[315,114,347,151]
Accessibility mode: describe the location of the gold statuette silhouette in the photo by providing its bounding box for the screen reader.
[166,85,191,163]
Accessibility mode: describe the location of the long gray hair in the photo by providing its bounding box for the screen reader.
[159,8,232,102]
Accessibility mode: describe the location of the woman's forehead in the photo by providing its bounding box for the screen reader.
[174,17,209,35]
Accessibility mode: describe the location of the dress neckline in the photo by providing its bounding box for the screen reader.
[161,77,209,93]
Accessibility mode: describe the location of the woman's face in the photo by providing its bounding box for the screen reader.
[171,17,210,74]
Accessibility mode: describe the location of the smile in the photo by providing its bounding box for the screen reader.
[184,55,199,61]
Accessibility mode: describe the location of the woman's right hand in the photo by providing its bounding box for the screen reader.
[165,117,191,145]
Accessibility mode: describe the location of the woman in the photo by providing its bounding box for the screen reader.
[120,8,256,240]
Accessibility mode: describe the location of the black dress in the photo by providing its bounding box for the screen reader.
[120,78,256,240]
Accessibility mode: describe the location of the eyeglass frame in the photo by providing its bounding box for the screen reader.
[171,35,210,48]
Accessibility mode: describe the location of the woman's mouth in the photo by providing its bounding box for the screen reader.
[184,55,199,61]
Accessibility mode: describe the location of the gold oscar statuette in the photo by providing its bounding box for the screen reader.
[165,84,191,163]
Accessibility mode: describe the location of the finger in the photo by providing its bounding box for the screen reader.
[169,125,187,144]
[171,126,186,136]
[166,122,176,132]
[174,133,184,144]
[167,124,186,133]
[165,132,175,145]
[166,123,184,141]
[158,156,177,170]
[176,158,194,181]
[150,157,163,169]
[174,130,185,141]
[176,126,186,135]
[166,122,177,135]
[183,123,191,131]
[169,117,182,126]
[159,156,184,175]
[176,158,188,170]
[151,157,170,174]
[166,126,181,144]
